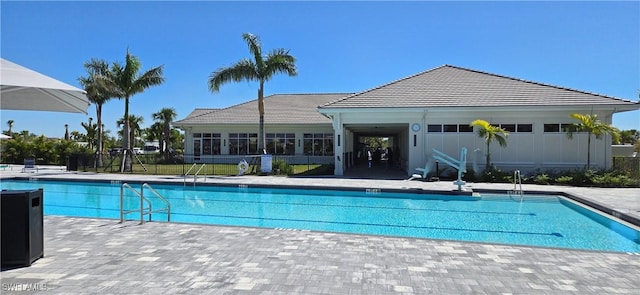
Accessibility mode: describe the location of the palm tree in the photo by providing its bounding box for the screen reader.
[616,129,639,145]
[565,113,617,169]
[80,118,98,150]
[117,115,144,151]
[208,33,297,153]
[105,50,164,171]
[470,119,509,171]
[70,131,83,141]
[79,58,114,167]
[6,120,14,136]
[144,123,163,143]
[152,107,177,160]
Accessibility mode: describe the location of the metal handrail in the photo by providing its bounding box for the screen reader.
[513,170,523,200]
[184,163,206,186]
[120,183,152,224]
[142,183,171,222]
[120,183,171,224]
[184,163,198,176]
[193,163,206,185]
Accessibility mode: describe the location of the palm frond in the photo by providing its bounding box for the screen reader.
[106,62,126,98]
[566,113,615,139]
[242,33,264,70]
[83,59,109,75]
[494,132,508,147]
[120,51,141,92]
[208,59,258,92]
[471,119,509,146]
[79,58,115,105]
[131,65,165,95]
[470,119,491,130]
[263,49,298,79]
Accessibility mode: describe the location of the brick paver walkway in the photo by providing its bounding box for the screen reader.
[1,170,639,294]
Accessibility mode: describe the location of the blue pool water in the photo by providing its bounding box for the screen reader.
[1,179,639,253]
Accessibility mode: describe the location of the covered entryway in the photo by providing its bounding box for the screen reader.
[341,124,410,179]
[319,109,426,177]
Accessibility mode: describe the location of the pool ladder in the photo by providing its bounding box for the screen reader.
[509,170,524,200]
[184,163,206,186]
[120,183,171,224]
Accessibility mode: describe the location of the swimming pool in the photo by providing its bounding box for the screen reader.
[1,179,639,253]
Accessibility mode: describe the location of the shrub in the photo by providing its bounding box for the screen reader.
[533,173,551,185]
[463,166,638,188]
[463,168,477,182]
[555,175,573,185]
[591,171,634,187]
[271,159,294,175]
[471,166,511,183]
[0,136,87,165]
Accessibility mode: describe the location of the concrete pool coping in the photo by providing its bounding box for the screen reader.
[1,168,639,294]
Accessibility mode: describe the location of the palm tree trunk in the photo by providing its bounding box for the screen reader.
[163,126,169,162]
[96,105,103,168]
[122,97,132,172]
[485,141,491,171]
[258,83,265,154]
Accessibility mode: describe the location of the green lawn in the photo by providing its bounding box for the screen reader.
[96,161,330,176]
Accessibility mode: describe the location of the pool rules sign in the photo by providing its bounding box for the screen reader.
[261,154,272,174]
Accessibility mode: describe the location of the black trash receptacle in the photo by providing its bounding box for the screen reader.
[1,189,44,267]
[67,154,79,171]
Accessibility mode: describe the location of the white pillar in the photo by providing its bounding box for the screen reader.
[333,114,344,176]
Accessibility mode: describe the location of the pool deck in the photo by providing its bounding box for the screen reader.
[1,168,639,294]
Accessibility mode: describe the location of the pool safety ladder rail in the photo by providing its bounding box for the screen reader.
[509,170,524,200]
[120,183,171,224]
[184,163,206,186]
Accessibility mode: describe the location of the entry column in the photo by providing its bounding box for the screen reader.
[333,115,344,176]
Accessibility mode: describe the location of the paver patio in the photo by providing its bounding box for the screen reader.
[1,169,639,294]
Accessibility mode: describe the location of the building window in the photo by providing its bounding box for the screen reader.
[266,133,295,155]
[544,124,560,133]
[193,133,221,155]
[516,124,533,133]
[427,125,442,132]
[500,124,516,132]
[228,133,258,155]
[561,124,574,132]
[304,133,333,156]
[443,124,458,133]
[498,123,532,133]
[429,124,477,133]
[458,124,473,133]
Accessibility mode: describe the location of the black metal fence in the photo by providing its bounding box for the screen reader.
[612,157,640,179]
[67,153,334,176]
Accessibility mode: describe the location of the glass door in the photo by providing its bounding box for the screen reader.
[193,139,201,162]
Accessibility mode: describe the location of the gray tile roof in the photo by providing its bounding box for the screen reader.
[320,65,639,109]
[181,108,220,120]
[174,93,352,126]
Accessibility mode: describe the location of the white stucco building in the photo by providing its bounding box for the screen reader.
[174,65,639,176]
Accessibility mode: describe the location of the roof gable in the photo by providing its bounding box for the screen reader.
[320,65,637,109]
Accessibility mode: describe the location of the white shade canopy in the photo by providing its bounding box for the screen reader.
[0,58,90,114]
[0,133,11,139]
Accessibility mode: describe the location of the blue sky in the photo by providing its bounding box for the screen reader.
[1,1,639,138]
